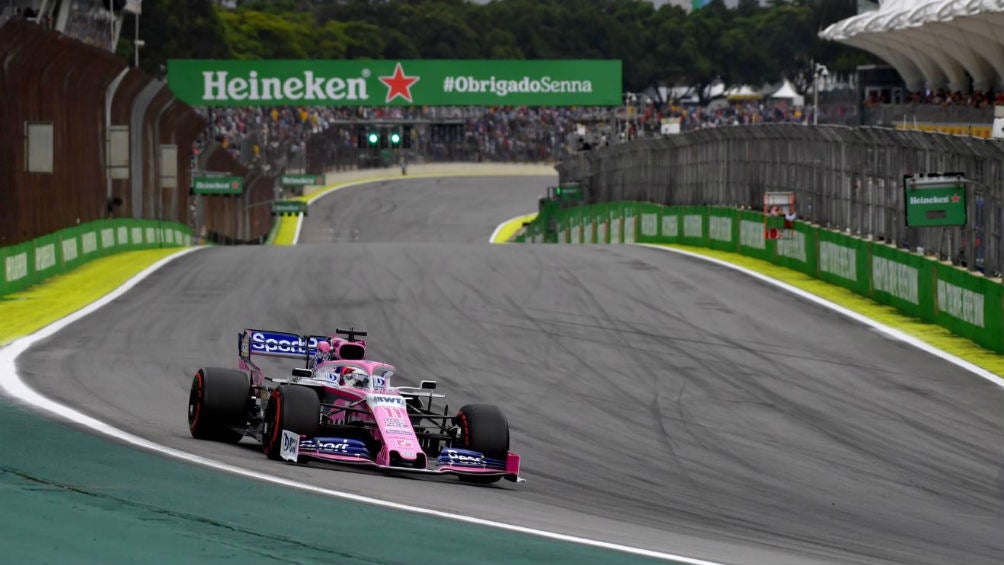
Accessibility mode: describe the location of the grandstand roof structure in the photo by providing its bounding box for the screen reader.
[820,0,1004,93]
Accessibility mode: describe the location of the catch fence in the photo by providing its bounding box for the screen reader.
[557,124,1004,276]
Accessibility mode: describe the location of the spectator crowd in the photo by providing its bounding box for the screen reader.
[194,96,832,172]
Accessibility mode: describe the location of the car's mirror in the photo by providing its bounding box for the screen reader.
[420,380,437,390]
[292,368,312,378]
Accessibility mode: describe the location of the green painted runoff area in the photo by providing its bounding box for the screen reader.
[0,403,675,565]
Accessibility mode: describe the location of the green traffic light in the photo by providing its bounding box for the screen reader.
[368,132,379,145]
[390,132,401,145]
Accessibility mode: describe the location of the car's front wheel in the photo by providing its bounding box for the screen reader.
[455,403,510,484]
[262,384,320,460]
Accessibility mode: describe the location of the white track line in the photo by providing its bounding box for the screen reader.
[0,246,724,565]
[640,244,1004,389]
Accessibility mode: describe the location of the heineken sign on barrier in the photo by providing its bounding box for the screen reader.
[272,200,308,216]
[548,183,583,201]
[281,174,325,187]
[903,173,966,227]
[193,175,243,195]
[167,60,622,107]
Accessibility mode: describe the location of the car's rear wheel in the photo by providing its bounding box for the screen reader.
[188,367,249,443]
[263,384,320,460]
[455,404,509,484]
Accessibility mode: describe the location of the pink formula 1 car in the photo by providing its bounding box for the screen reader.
[187,328,522,484]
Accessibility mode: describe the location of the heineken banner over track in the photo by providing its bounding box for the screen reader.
[167,60,622,107]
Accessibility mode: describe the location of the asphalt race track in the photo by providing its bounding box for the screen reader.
[19,176,1004,565]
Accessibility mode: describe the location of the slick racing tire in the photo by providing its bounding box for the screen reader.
[263,384,320,461]
[455,404,510,484]
[188,367,249,443]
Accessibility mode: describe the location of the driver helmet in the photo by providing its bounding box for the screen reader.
[340,366,370,388]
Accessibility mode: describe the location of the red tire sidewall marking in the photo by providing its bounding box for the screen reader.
[189,372,204,432]
[266,389,282,453]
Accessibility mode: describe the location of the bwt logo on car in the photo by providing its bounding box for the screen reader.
[368,395,404,406]
[250,331,319,354]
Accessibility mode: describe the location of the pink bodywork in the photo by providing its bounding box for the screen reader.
[235,329,520,480]
[301,360,520,479]
[304,359,424,467]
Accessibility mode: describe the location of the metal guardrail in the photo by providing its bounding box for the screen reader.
[557,124,1004,276]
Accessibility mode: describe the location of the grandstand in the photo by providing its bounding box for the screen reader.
[821,1,1004,136]
[821,1,1004,93]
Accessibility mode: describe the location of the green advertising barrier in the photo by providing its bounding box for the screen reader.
[536,198,560,244]
[1,219,192,298]
[933,261,1003,351]
[815,229,869,296]
[660,205,681,243]
[706,208,736,252]
[608,204,623,244]
[519,201,1004,352]
[868,242,932,321]
[58,225,86,275]
[168,59,622,107]
[772,223,815,275]
[33,233,61,283]
[2,241,36,296]
[592,205,607,244]
[567,207,582,244]
[582,207,595,244]
[679,206,707,247]
[595,206,606,244]
[552,207,572,244]
[635,203,663,244]
[735,209,774,262]
[622,203,638,244]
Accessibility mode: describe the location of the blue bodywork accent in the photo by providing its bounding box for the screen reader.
[300,437,372,459]
[241,329,328,358]
[436,448,506,470]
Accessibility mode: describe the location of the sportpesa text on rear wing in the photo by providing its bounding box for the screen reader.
[238,329,328,361]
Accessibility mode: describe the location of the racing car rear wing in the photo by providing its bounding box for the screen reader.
[238,329,328,361]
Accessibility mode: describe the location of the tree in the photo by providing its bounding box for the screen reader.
[219,9,313,59]
[400,2,480,59]
[125,0,875,98]
[118,0,230,76]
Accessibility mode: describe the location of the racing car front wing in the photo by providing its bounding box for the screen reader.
[279,431,523,483]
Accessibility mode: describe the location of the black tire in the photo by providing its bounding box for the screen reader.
[188,367,249,443]
[455,404,510,484]
[263,384,320,460]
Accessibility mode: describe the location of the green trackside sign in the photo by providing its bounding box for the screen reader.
[903,173,967,227]
[167,60,622,107]
[281,174,325,187]
[555,183,583,201]
[272,200,308,216]
[193,175,243,195]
